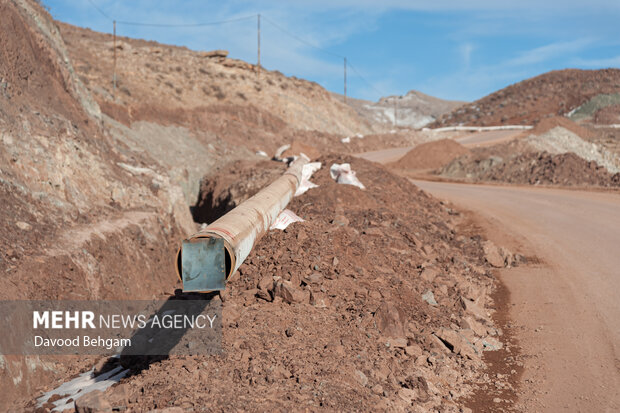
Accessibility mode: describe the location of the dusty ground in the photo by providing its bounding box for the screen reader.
[416,180,620,412]
[5,0,620,410]
[27,155,521,412]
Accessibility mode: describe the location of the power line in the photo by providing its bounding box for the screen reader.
[261,15,386,98]
[86,0,112,21]
[116,15,255,28]
[261,15,344,59]
[347,61,387,97]
[84,1,388,99]
[86,0,254,27]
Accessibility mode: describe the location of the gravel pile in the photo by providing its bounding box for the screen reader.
[527,126,620,173]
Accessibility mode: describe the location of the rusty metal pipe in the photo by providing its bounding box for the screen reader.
[176,156,308,291]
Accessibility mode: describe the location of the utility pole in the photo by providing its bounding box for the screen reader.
[113,20,117,99]
[344,57,347,103]
[257,14,261,80]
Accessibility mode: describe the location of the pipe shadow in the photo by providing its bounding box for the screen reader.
[95,290,220,378]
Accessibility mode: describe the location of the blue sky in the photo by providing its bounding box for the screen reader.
[44,1,620,102]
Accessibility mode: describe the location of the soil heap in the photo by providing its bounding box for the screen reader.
[49,156,523,412]
[388,139,471,171]
[441,151,620,188]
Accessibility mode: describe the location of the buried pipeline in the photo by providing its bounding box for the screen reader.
[176,156,308,292]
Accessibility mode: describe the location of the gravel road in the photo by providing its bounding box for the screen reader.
[415,180,620,412]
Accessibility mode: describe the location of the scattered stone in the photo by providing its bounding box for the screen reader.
[309,291,329,308]
[257,275,273,291]
[75,390,112,413]
[420,267,438,282]
[434,327,479,360]
[331,215,349,226]
[398,387,417,403]
[405,345,423,358]
[479,336,503,351]
[274,280,308,304]
[421,290,438,306]
[354,370,368,387]
[387,337,408,348]
[483,240,505,267]
[374,302,406,338]
[460,296,489,321]
[201,50,228,59]
[461,316,487,337]
[16,221,31,231]
[302,272,322,285]
[107,384,129,408]
[255,289,272,301]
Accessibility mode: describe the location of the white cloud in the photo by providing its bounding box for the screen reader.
[460,43,475,69]
[502,38,594,67]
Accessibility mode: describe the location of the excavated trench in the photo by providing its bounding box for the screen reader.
[191,159,287,224]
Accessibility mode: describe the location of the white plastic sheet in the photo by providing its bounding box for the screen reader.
[270,209,305,230]
[295,161,321,196]
[329,163,366,190]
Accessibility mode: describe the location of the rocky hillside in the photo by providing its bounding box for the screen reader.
[0,0,195,407]
[59,22,377,139]
[432,69,620,127]
[338,90,464,129]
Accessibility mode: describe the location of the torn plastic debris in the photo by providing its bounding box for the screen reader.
[329,163,366,190]
[256,150,269,158]
[270,209,305,230]
[341,133,364,144]
[295,161,321,196]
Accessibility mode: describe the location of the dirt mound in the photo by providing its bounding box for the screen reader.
[526,126,620,173]
[529,116,595,139]
[389,139,471,170]
[61,155,521,412]
[432,69,620,127]
[193,159,287,223]
[441,151,620,188]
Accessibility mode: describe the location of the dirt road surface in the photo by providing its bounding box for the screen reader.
[357,129,523,163]
[357,146,620,411]
[454,129,523,147]
[414,180,620,412]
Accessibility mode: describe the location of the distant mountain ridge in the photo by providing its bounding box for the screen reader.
[335,90,465,129]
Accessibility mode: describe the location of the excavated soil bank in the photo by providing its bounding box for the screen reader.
[34,155,524,412]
